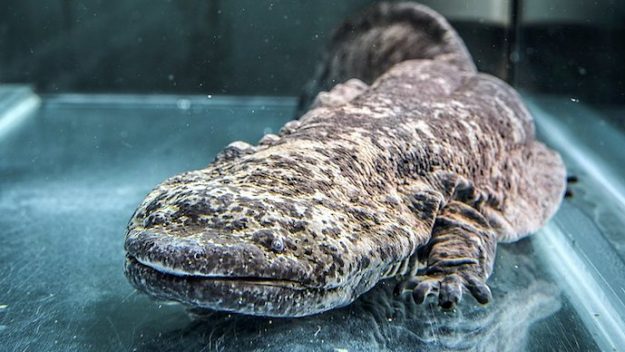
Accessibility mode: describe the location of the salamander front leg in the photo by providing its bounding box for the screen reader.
[396,201,497,309]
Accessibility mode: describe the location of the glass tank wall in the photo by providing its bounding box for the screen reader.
[1,1,624,351]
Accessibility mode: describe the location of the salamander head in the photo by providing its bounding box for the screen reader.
[123,157,385,317]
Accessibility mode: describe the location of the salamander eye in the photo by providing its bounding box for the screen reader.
[252,230,286,253]
[270,237,285,253]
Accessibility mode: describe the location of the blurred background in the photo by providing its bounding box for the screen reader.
[1,0,624,107]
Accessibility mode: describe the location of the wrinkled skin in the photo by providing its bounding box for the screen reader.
[124,2,566,317]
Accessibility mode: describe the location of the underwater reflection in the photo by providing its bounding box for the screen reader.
[132,242,560,352]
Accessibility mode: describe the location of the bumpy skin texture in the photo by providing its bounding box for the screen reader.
[124,2,566,317]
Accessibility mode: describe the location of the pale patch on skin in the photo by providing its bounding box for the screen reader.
[124,2,566,317]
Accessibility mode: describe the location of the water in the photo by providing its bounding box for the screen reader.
[0,94,604,351]
[527,95,625,258]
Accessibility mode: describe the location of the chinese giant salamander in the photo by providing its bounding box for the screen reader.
[124,2,566,317]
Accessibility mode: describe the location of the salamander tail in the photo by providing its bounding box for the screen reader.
[298,2,476,114]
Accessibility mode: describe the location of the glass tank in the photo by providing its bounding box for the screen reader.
[1,1,624,351]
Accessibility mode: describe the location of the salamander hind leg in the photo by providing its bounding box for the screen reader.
[396,200,497,309]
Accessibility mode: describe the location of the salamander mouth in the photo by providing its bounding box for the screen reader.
[124,255,352,317]
[131,254,307,289]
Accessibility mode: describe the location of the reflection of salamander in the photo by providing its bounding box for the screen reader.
[124,2,566,317]
[138,245,563,352]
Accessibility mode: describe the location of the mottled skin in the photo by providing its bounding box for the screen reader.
[124,2,566,317]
